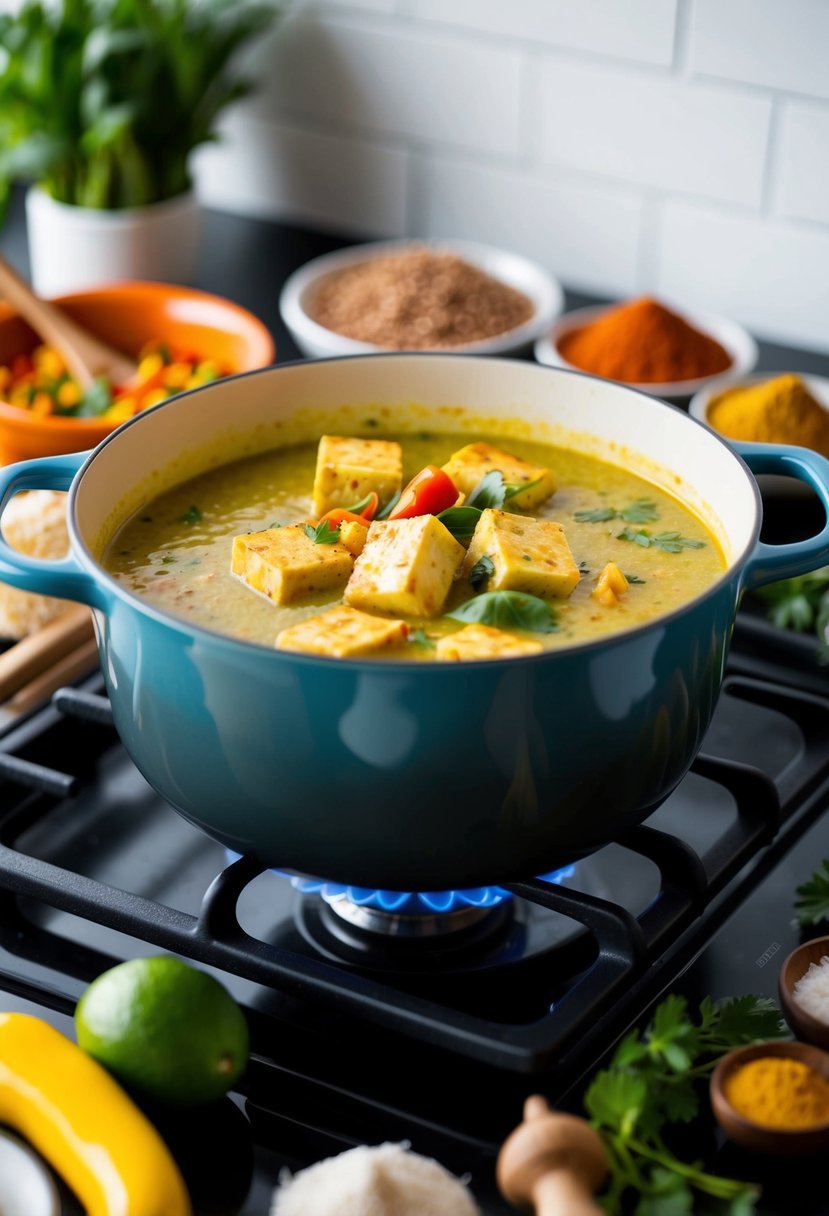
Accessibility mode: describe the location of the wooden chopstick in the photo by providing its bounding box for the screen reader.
[6,636,100,716]
[0,605,95,704]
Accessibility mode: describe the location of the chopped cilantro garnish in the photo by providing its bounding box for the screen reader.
[617,528,705,552]
[304,520,341,545]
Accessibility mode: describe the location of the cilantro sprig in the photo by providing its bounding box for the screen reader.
[753,567,829,656]
[585,994,785,1214]
[575,498,660,525]
[617,528,706,553]
[304,521,341,545]
[795,858,829,927]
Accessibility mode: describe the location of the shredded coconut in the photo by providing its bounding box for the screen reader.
[793,955,829,1025]
[271,1141,480,1216]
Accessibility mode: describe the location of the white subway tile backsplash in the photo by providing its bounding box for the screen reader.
[422,157,643,296]
[658,203,829,353]
[191,5,829,350]
[776,100,829,226]
[536,60,771,207]
[410,0,677,67]
[260,11,523,157]
[692,0,829,101]
[195,111,408,236]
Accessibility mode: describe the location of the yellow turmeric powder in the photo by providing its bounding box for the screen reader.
[707,373,829,456]
[724,1055,829,1129]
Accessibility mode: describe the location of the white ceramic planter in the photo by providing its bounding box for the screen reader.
[25,187,201,296]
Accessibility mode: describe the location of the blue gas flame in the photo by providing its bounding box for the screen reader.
[288,868,576,915]
[225,851,575,914]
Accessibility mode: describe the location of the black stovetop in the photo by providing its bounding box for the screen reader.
[2,194,829,1213]
[0,613,828,1215]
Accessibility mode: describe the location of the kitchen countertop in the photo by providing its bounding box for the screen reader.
[3,188,829,381]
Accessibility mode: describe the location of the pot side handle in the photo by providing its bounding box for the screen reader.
[0,452,102,607]
[736,441,829,592]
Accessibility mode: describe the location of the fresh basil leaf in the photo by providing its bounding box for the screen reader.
[466,470,506,510]
[179,505,203,525]
[437,506,482,542]
[375,490,401,520]
[468,554,494,591]
[446,591,558,634]
[304,521,341,544]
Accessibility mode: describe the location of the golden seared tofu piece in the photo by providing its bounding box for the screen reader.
[276,606,409,657]
[338,519,369,557]
[592,561,629,607]
[345,516,465,617]
[442,442,556,510]
[463,509,580,600]
[231,525,353,606]
[436,624,543,661]
[312,436,403,517]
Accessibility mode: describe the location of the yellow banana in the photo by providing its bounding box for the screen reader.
[0,1012,191,1216]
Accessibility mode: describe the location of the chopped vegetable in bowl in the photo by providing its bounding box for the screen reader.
[0,342,231,422]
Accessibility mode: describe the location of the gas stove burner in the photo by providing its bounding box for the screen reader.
[287,866,583,973]
[289,867,576,938]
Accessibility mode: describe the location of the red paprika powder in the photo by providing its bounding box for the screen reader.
[558,297,732,385]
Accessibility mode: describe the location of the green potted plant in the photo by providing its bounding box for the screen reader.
[0,0,278,294]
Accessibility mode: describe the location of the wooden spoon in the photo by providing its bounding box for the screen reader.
[497,1095,609,1215]
[0,253,136,389]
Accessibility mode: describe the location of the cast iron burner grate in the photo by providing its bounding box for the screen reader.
[0,630,827,1079]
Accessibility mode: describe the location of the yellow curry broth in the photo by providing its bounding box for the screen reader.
[102,432,724,654]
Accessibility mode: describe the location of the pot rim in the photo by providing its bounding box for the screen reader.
[68,352,763,669]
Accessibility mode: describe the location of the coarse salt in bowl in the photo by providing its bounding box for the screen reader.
[279,239,564,359]
[779,936,829,1051]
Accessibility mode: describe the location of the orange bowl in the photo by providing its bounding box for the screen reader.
[0,280,275,463]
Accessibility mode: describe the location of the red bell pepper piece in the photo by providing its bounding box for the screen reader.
[318,491,379,530]
[388,466,458,520]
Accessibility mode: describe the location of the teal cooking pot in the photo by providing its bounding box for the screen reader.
[0,355,826,890]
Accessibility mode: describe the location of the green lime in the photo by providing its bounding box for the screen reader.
[75,955,249,1106]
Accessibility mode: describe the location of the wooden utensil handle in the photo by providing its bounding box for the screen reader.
[0,606,94,703]
[0,254,135,387]
[7,636,99,715]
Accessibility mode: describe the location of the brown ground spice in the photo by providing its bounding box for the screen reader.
[558,296,732,384]
[306,247,535,349]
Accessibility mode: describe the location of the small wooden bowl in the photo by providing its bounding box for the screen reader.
[710,1040,829,1154]
[779,936,829,1049]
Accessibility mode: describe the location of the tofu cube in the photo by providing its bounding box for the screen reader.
[592,561,629,607]
[442,442,556,510]
[312,436,403,517]
[276,606,409,657]
[462,509,580,600]
[436,624,543,661]
[231,525,353,606]
[339,519,369,557]
[345,516,465,617]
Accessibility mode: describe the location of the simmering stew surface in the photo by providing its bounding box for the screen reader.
[103,431,724,660]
